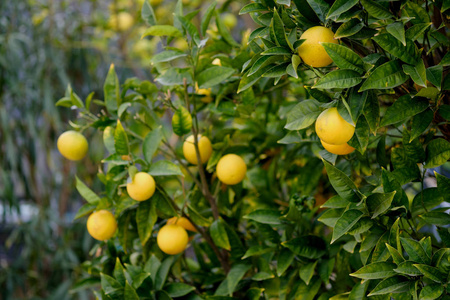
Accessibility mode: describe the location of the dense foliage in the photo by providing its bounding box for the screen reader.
[56,0,450,299]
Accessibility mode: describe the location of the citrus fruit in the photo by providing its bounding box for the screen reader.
[109,12,134,32]
[183,135,213,165]
[57,130,89,161]
[157,224,189,255]
[223,13,238,29]
[216,154,247,185]
[87,210,117,241]
[212,58,222,66]
[315,107,355,145]
[321,140,355,155]
[167,216,197,232]
[197,88,213,103]
[127,172,156,201]
[298,26,338,67]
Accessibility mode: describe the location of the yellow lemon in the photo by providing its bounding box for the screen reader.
[212,58,222,66]
[167,216,197,232]
[197,88,213,103]
[87,210,117,241]
[127,172,156,201]
[57,131,88,161]
[183,135,213,165]
[321,140,355,155]
[157,224,189,255]
[109,12,134,32]
[216,154,247,185]
[298,26,338,67]
[315,107,355,145]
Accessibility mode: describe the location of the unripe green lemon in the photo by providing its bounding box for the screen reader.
[127,172,156,201]
[57,130,88,161]
[298,26,338,67]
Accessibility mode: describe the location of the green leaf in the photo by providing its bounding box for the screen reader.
[165,283,195,298]
[368,276,409,296]
[326,0,358,19]
[386,22,406,46]
[320,195,349,208]
[248,55,281,76]
[151,50,187,64]
[299,261,317,285]
[400,237,431,264]
[276,248,295,277]
[239,3,266,15]
[436,172,450,202]
[366,192,396,219]
[272,9,290,49]
[404,1,430,24]
[410,109,433,142]
[403,60,426,87]
[323,160,360,203]
[359,60,408,91]
[413,264,447,283]
[70,90,84,108]
[420,212,450,227]
[380,95,428,127]
[101,273,123,298]
[262,63,289,78]
[285,99,321,130]
[141,0,156,26]
[124,281,139,300]
[318,208,345,227]
[104,126,116,154]
[322,43,364,74]
[104,64,121,114]
[349,281,369,300]
[360,0,392,19]
[394,261,421,276]
[172,106,192,136]
[334,18,364,38]
[386,244,404,265]
[75,176,101,204]
[74,203,96,220]
[237,64,274,93]
[143,127,162,164]
[350,262,396,280]
[406,22,432,41]
[426,65,443,90]
[242,245,276,259]
[424,138,450,169]
[156,68,193,86]
[261,47,292,56]
[141,25,182,38]
[155,256,175,290]
[148,161,183,177]
[214,264,252,296]
[419,284,444,300]
[210,219,231,250]
[363,90,380,134]
[372,33,419,65]
[136,200,157,246]
[411,188,444,216]
[201,2,216,36]
[215,11,239,47]
[439,52,450,67]
[244,209,282,225]
[313,69,362,89]
[332,209,364,243]
[197,66,235,89]
[114,120,129,155]
[305,0,330,23]
[282,235,327,259]
[187,205,211,227]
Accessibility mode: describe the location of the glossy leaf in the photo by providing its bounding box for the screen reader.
[104,64,121,114]
[368,276,409,296]
[313,69,362,89]
[400,237,431,264]
[424,138,450,169]
[350,262,396,280]
[322,43,364,73]
[326,0,358,19]
[323,160,360,203]
[197,66,235,89]
[366,192,396,219]
[360,0,392,19]
[332,209,364,243]
[148,160,183,177]
[214,264,252,296]
[380,95,428,127]
[143,127,162,164]
[285,99,321,130]
[334,18,364,38]
[172,106,192,136]
[210,219,231,250]
[136,199,157,246]
[360,60,408,91]
[244,209,282,225]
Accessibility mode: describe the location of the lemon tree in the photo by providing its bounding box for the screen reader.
[57,0,450,298]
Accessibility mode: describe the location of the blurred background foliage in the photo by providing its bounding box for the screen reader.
[0,0,246,298]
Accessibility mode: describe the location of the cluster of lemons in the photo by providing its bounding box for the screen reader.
[57,124,247,255]
[57,24,356,254]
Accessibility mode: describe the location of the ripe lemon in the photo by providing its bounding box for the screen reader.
[315,107,355,145]
[87,210,117,241]
[298,26,338,67]
[321,140,355,155]
[197,88,213,103]
[183,135,213,165]
[127,172,156,201]
[216,154,247,185]
[57,130,89,161]
[167,216,197,232]
[157,224,188,255]
[109,12,134,32]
